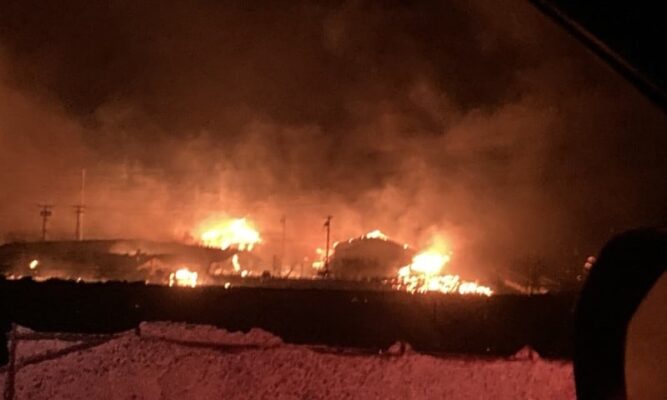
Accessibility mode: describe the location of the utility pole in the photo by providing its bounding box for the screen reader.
[73,169,86,241]
[38,204,53,241]
[280,215,286,276]
[323,216,332,275]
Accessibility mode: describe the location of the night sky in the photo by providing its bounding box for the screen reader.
[1,0,666,280]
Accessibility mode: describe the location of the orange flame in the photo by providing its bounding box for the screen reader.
[169,267,198,287]
[409,250,451,275]
[396,237,492,296]
[231,253,251,277]
[231,254,242,272]
[312,247,329,270]
[458,281,493,296]
[199,218,261,251]
[363,229,389,240]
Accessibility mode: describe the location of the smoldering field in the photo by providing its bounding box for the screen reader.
[1,0,666,282]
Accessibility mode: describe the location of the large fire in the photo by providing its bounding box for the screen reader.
[310,229,493,296]
[395,238,493,296]
[191,217,492,295]
[408,250,451,275]
[199,218,261,251]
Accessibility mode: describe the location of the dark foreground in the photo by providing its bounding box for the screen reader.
[0,278,576,365]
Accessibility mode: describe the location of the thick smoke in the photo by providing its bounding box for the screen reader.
[1,0,666,280]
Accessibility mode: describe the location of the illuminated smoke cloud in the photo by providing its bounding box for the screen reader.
[1,0,666,282]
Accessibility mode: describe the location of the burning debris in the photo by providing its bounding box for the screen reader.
[168,267,198,287]
[231,254,242,272]
[189,217,265,279]
[396,265,493,296]
[395,239,493,296]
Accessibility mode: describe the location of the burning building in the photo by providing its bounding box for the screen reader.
[321,230,493,296]
[0,239,238,286]
[328,230,413,280]
[0,212,499,294]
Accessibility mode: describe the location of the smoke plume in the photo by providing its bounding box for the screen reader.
[1,0,666,280]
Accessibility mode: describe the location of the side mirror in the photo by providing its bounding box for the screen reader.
[574,229,666,399]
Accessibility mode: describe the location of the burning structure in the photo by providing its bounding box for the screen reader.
[0,217,495,295]
[328,230,413,280]
[0,239,237,287]
[314,229,493,295]
[197,218,262,252]
[0,217,273,287]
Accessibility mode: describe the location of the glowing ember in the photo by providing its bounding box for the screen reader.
[199,218,261,251]
[29,259,39,270]
[169,267,198,287]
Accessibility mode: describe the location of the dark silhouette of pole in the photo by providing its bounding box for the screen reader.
[74,169,86,241]
[280,215,286,275]
[323,216,332,275]
[74,205,85,240]
[38,204,53,241]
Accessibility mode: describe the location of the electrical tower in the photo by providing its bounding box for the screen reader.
[38,205,53,241]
